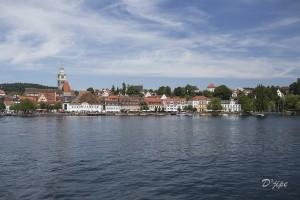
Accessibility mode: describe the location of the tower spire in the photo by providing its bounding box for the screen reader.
[57,66,66,90]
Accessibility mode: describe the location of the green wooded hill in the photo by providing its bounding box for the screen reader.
[0,83,57,95]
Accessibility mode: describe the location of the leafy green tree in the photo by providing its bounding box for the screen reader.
[284,94,298,110]
[267,100,276,112]
[165,86,172,96]
[87,87,94,94]
[116,87,120,95]
[203,90,213,98]
[207,98,222,111]
[53,103,62,110]
[0,83,56,95]
[140,101,149,111]
[0,100,5,110]
[126,86,141,96]
[191,107,197,112]
[40,103,51,110]
[183,105,194,111]
[237,94,255,112]
[156,86,166,95]
[174,87,184,97]
[19,99,37,112]
[111,85,115,93]
[122,82,126,95]
[214,85,232,100]
[9,104,20,110]
[156,86,172,96]
[140,105,149,111]
[296,100,300,111]
[289,78,300,95]
[255,84,268,112]
[185,85,198,97]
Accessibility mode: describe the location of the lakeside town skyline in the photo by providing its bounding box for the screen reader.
[0,1,299,90]
[1,67,300,115]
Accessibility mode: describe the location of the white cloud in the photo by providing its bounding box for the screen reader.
[0,0,299,80]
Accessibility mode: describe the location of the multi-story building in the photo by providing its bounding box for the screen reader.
[198,97,210,112]
[161,95,188,112]
[119,96,140,112]
[144,97,163,111]
[221,99,241,112]
[63,91,103,113]
[104,95,121,113]
[188,96,207,111]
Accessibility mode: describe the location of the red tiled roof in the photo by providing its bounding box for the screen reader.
[73,91,99,104]
[19,96,38,102]
[207,83,216,88]
[189,96,206,101]
[0,90,5,95]
[38,92,56,104]
[105,95,119,102]
[166,97,187,103]
[63,82,71,91]
[145,97,162,105]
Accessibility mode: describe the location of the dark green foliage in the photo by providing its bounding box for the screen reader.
[255,84,268,112]
[207,98,222,111]
[0,83,56,95]
[116,87,120,95]
[122,82,126,95]
[173,85,198,97]
[156,86,172,96]
[18,99,37,112]
[184,85,198,97]
[126,86,142,96]
[39,102,62,110]
[296,101,300,111]
[0,100,5,110]
[140,101,149,111]
[289,78,300,95]
[111,85,115,93]
[174,87,184,97]
[213,85,232,100]
[9,104,20,110]
[284,94,299,110]
[87,87,94,94]
[237,94,255,112]
[183,106,197,112]
[203,90,213,98]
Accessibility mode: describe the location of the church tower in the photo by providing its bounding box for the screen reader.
[57,68,66,90]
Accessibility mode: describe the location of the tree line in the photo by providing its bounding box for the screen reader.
[0,83,57,95]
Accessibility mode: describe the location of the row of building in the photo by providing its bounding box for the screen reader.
[62,93,241,113]
[0,68,242,113]
[1,88,242,113]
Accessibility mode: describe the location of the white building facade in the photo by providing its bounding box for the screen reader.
[221,99,241,112]
[104,105,121,112]
[161,95,188,112]
[63,102,103,113]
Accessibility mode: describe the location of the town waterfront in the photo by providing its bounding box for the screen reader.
[1,115,300,199]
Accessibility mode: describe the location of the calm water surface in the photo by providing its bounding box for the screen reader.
[0,115,300,199]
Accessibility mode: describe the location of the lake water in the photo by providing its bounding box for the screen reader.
[0,115,300,200]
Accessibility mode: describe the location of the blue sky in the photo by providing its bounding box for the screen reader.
[0,0,299,90]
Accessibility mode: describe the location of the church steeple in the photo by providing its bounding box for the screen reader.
[57,67,66,90]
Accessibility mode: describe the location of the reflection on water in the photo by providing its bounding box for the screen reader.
[0,115,300,199]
